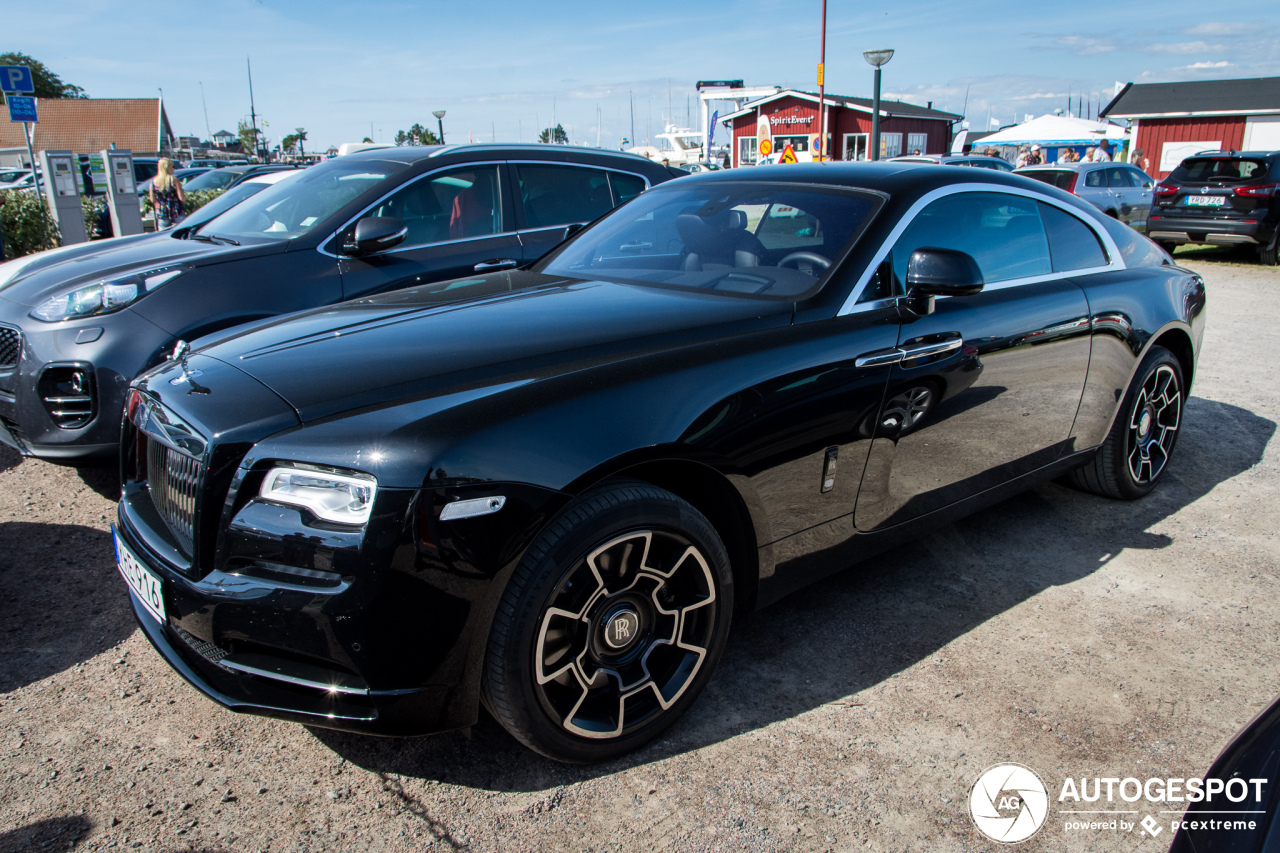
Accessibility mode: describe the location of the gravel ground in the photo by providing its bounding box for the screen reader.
[1,247,1277,853]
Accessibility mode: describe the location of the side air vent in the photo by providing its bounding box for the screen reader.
[37,365,96,429]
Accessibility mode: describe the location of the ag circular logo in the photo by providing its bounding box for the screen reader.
[969,763,1049,843]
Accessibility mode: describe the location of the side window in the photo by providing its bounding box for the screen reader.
[1039,203,1108,271]
[1125,167,1151,187]
[1085,169,1106,188]
[889,192,1051,286]
[1104,167,1132,188]
[516,164,613,229]
[609,171,647,205]
[367,165,501,246]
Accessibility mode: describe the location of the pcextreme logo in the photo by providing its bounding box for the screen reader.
[969,764,1050,843]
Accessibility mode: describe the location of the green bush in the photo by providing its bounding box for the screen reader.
[0,190,59,259]
[141,187,223,216]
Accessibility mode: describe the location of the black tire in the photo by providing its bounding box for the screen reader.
[1066,345,1183,500]
[1259,233,1279,266]
[1156,241,1177,256]
[481,481,733,762]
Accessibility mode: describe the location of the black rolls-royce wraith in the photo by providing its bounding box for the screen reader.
[114,163,1205,762]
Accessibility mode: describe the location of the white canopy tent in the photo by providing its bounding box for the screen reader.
[978,115,1129,147]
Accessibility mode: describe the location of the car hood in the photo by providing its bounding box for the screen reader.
[0,232,285,308]
[196,270,793,424]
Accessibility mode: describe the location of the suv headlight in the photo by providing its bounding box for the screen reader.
[30,265,186,322]
[260,465,377,525]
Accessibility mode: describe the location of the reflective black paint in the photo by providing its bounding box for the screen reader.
[115,164,1206,736]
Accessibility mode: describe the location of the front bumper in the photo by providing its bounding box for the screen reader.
[115,509,461,736]
[0,306,176,462]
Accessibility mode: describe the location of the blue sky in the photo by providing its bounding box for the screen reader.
[6,1,1278,151]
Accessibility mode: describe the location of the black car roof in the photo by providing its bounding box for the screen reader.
[341,143,668,168]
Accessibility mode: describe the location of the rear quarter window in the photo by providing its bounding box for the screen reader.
[1098,214,1168,268]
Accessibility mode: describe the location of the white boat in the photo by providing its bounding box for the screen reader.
[627,124,730,166]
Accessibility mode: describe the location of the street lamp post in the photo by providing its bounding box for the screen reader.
[432,110,446,145]
[863,49,894,161]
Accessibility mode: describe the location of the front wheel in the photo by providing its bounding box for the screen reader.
[1259,232,1279,266]
[1066,345,1184,499]
[482,482,733,762]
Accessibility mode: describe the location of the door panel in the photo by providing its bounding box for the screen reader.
[853,191,1092,531]
[336,164,521,299]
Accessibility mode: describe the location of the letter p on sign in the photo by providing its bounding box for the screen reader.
[1,66,34,94]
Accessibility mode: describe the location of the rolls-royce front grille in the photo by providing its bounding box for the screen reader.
[147,439,201,555]
[0,326,19,369]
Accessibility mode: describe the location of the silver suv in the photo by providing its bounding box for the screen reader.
[1016,161,1154,231]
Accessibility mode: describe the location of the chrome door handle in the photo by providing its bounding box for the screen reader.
[854,347,904,368]
[475,259,519,273]
[899,338,963,360]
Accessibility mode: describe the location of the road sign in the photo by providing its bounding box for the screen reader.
[780,143,798,164]
[8,96,37,123]
[0,66,35,94]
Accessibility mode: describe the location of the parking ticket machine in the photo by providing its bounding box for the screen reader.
[37,150,88,245]
[101,149,143,237]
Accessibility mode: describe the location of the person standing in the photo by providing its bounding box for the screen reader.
[149,158,186,230]
[1094,140,1112,162]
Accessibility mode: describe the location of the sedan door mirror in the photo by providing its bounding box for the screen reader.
[344,216,408,256]
[906,247,984,297]
[903,247,984,317]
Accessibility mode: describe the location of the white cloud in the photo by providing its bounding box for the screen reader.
[1182,61,1233,69]
[1053,36,1117,55]
[1145,41,1224,55]
[1183,22,1251,36]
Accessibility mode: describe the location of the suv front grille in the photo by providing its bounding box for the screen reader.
[0,326,19,369]
[146,438,201,555]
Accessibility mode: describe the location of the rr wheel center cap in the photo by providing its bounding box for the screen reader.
[602,609,642,650]
[1139,409,1153,439]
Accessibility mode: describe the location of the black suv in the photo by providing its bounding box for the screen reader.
[0,145,677,462]
[1147,150,1280,265]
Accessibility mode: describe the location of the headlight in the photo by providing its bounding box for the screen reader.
[29,265,186,322]
[260,465,377,525]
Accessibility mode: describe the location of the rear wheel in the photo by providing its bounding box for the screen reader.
[1156,240,1177,256]
[482,481,733,762]
[1259,232,1279,266]
[1066,345,1183,500]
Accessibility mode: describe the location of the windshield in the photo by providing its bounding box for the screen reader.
[183,169,241,192]
[195,159,409,243]
[1172,157,1270,184]
[538,181,881,299]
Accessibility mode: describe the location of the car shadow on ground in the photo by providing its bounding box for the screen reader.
[313,396,1274,792]
[0,815,92,853]
[0,519,134,693]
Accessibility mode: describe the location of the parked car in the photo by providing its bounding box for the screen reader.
[1017,161,1154,232]
[0,167,32,185]
[186,159,234,169]
[113,163,1205,762]
[136,168,211,198]
[0,145,677,462]
[889,154,1014,171]
[1169,693,1280,852]
[678,161,722,173]
[1145,150,1280,265]
[181,164,298,193]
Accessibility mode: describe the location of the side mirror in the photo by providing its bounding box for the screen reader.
[906,247,984,297]
[344,216,408,256]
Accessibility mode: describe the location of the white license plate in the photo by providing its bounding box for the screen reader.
[114,529,166,624]
[1186,195,1226,207]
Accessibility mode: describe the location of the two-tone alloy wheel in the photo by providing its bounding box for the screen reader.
[482,482,733,762]
[1068,345,1184,499]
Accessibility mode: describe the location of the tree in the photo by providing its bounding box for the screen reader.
[0,52,86,101]
[237,120,263,157]
[362,137,374,144]
[539,124,569,145]
[394,125,440,146]
[294,128,307,156]
[281,133,301,153]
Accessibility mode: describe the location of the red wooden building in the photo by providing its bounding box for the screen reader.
[1101,77,1280,179]
[720,89,961,167]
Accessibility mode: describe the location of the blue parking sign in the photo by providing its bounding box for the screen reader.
[0,66,35,94]
[8,97,37,123]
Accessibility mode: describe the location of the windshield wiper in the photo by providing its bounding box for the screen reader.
[190,233,240,246]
